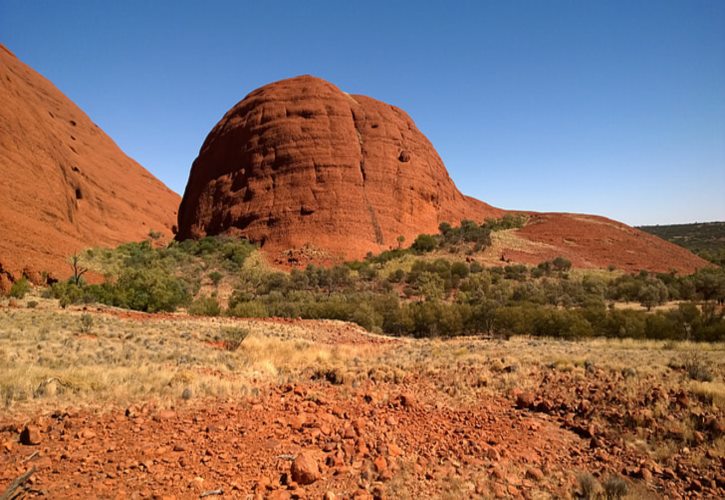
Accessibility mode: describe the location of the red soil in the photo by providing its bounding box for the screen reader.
[0,45,180,290]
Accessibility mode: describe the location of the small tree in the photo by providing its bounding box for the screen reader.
[396,235,405,249]
[69,253,88,286]
[638,280,668,311]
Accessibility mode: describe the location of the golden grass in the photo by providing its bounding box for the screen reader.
[1,298,723,420]
[0,302,374,414]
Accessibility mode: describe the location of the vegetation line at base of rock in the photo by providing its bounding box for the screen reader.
[6,218,725,342]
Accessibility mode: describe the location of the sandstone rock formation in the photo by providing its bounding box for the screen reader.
[178,75,708,274]
[177,75,502,259]
[0,45,180,288]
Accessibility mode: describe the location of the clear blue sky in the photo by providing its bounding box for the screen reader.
[2,0,723,225]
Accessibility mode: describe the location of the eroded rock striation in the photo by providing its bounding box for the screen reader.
[177,75,502,259]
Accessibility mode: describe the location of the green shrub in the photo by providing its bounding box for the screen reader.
[412,234,438,253]
[51,281,87,308]
[109,267,191,312]
[188,295,221,316]
[8,278,31,299]
[227,300,269,318]
[208,271,223,287]
[552,256,572,272]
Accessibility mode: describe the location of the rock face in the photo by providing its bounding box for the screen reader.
[177,75,502,259]
[0,45,180,288]
[178,75,709,274]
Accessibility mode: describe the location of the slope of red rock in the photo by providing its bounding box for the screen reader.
[177,75,503,260]
[0,45,180,288]
[177,75,708,274]
[505,213,710,274]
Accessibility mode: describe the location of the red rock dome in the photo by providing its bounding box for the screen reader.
[177,75,709,274]
[177,75,502,259]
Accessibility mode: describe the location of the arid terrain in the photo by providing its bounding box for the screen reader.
[1,34,723,500]
[1,296,723,499]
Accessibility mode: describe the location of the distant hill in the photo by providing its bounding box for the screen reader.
[638,222,725,266]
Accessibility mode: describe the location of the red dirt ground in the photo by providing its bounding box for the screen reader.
[1,314,722,499]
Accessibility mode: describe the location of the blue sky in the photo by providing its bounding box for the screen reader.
[1,0,723,225]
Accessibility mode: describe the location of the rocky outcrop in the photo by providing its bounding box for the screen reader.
[177,75,502,259]
[178,75,709,274]
[0,45,180,286]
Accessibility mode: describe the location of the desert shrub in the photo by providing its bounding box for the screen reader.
[692,267,725,303]
[258,272,290,294]
[387,268,406,283]
[576,473,604,499]
[8,277,31,299]
[26,300,38,309]
[188,295,221,316]
[504,264,528,281]
[600,310,647,339]
[438,219,492,251]
[406,301,470,338]
[450,261,470,279]
[221,327,249,351]
[412,234,438,253]
[51,281,89,308]
[469,261,484,273]
[684,354,713,382]
[415,272,446,301]
[643,313,680,340]
[638,278,669,310]
[552,256,572,272]
[348,302,384,332]
[79,313,93,333]
[208,271,223,287]
[602,475,627,499]
[485,213,527,231]
[511,282,547,304]
[531,308,593,339]
[363,247,411,265]
[112,267,191,312]
[227,300,269,318]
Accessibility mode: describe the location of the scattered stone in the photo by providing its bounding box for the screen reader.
[398,392,416,408]
[20,425,41,446]
[291,451,321,485]
[526,467,545,482]
[516,391,535,409]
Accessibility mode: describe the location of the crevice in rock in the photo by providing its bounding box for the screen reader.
[351,108,384,244]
